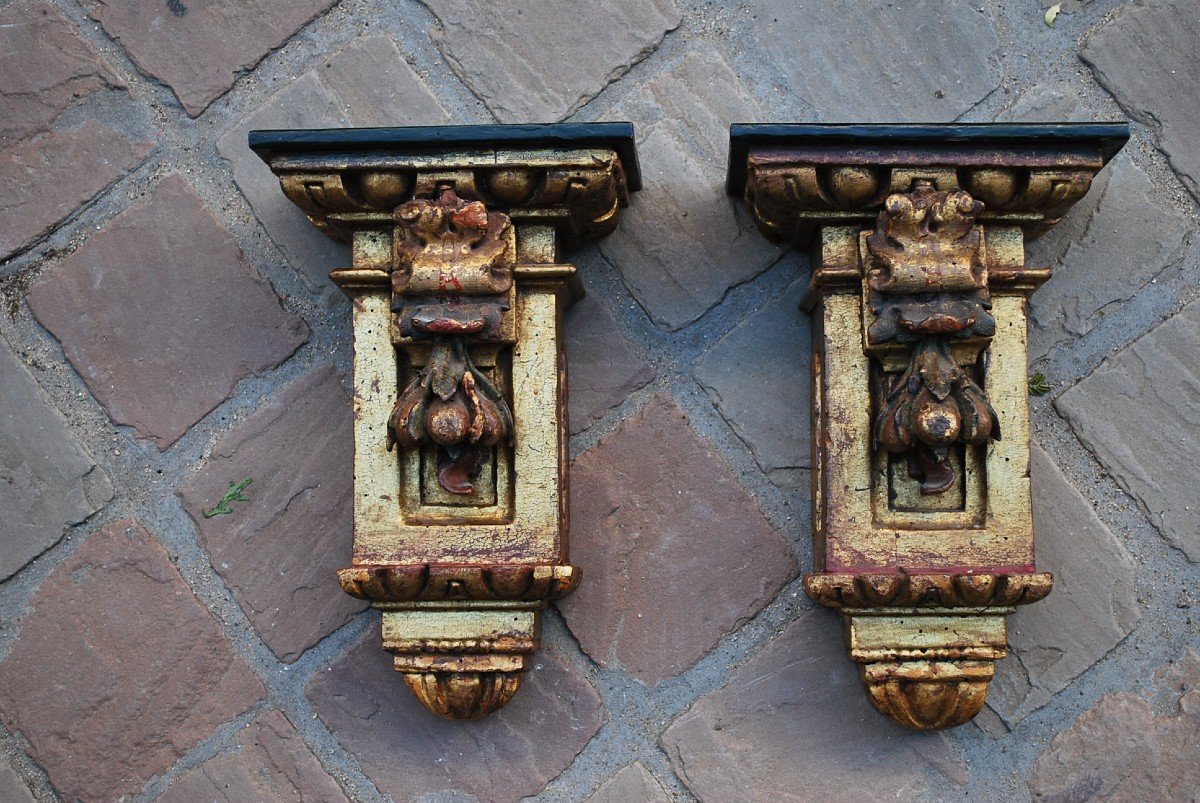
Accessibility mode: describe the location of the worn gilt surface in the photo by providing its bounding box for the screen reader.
[732,126,1125,730]
[256,132,633,718]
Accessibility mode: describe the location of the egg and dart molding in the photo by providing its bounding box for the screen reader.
[250,120,1128,729]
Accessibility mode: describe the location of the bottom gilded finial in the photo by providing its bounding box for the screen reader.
[861,660,992,730]
[804,571,1053,730]
[403,671,524,719]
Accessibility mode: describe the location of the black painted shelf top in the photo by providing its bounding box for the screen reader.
[249,122,642,191]
[726,122,1131,196]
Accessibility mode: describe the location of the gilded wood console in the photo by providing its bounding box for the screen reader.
[727,123,1127,729]
[252,124,639,718]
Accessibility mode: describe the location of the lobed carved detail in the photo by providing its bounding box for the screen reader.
[744,160,1095,244]
[804,571,1053,608]
[273,155,628,247]
[403,671,523,720]
[339,564,580,603]
[860,660,993,730]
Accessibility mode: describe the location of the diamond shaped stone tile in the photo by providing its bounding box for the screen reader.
[0,520,266,800]
[159,710,347,802]
[419,0,680,122]
[0,0,123,147]
[565,294,655,434]
[179,365,364,662]
[599,50,781,330]
[986,445,1140,728]
[1057,299,1200,561]
[26,174,309,449]
[587,763,669,803]
[1083,0,1200,202]
[750,0,1002,121]
[1029,650,1200,800]
[695,280,810,490]
[0,1,151,259]
[217,35,452,292]
[558,393,797,684]
[0,337,112,580]
[660,609,967,800]
[83,0,337,116]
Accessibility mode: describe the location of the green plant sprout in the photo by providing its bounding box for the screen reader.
[1028,373,1052,396]
[203,478,252,518]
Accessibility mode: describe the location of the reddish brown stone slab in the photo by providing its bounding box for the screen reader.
[0,337,113,580]
[558,394,798,684]
[0,1,124,148]
[565,295,655,434]
[307,633,603,802]
[160,710,347,802]
[660,610,967,800]
[1030,651,1200,800]
[0,2,148,260]
[0,122,151,260]
[179,365,365,662]
[84,0,337,116]
[0,520,266,801]
[27,174,308,449]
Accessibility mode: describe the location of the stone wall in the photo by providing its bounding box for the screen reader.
[0,0,1197,800]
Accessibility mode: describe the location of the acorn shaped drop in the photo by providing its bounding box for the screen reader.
[427,395,472,446]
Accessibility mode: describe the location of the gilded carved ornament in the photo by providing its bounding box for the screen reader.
[251,124,639,719]
[727,123,1128,730]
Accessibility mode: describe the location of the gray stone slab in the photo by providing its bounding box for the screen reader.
[0,338,112,580]
[695,280,809,490]
[559,395,797,685]
[565,295,655,435]
[0,760,33,803]
[987,446,1141,727]
[750,0,1002,122]
[599,50,781,330]
[419,0,680,122]
[26,174,309,450]
[178,365,365,663]
[660,609,967,800]
[1083,0,1200,201]
[587,763,669,803]
[1057,298,1200,561]
[1025,153,1191,360]
[218,36,451,292]
[992,81,1095,124]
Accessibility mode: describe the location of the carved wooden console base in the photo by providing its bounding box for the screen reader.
[729,123,1127,729]
[253,124,639,718]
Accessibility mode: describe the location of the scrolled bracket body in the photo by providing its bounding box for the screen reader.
[251,124,640,718]
[727,123,1127,730]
